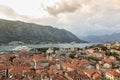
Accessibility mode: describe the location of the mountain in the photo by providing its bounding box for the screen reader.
[0,19,85,44]
[83,33,120,43]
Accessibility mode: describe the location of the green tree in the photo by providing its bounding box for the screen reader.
[69,52,76,59]
[9,56,16,63]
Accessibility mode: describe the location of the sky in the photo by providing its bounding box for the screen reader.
[0,0,120,38]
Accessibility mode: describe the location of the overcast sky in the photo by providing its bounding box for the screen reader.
[0,0,120,37]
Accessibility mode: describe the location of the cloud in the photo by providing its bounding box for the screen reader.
[0,5,16,18]
[44,0,81,16]
[112,0,120,9]
[0,4,62,28]
[0,4,30,21]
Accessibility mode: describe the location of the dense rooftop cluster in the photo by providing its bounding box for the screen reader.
[0,42,120,80]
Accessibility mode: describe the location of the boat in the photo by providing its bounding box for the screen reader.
[71,41,76,45]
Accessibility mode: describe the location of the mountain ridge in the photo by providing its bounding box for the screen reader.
[83,33,120,42]
[0,19,85,44]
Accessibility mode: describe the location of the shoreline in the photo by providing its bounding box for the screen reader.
[0,43,97,53]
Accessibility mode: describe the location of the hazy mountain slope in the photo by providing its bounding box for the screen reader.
[0,19,85,44]
[84,33,120,42]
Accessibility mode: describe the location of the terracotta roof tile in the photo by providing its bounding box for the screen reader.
[9,66,30,73]
[0,64,6,70]
[106,71,120,77]
[85,69,96,77]
[93,72,101,79]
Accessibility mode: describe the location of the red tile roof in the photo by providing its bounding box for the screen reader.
[0,74,3,80]
[106,71,120,77]
[0,64,6,70]
[33,54,46,61]
[24,70,35,77]
[9,66,30,73]
[93,72,101,79]
[85,69,96,77]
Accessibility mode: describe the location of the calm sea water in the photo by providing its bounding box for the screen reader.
[0,43,97,53]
